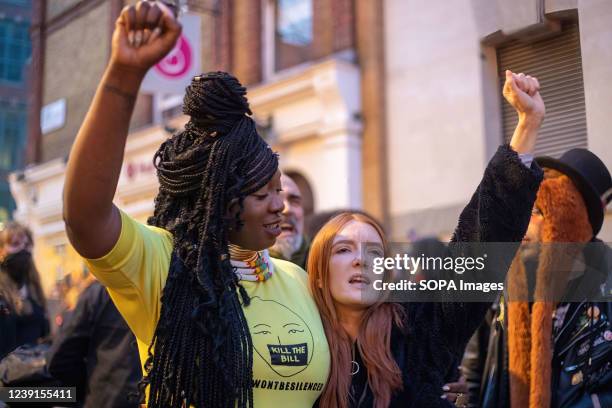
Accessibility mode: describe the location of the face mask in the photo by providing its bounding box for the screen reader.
[0,250,32,287]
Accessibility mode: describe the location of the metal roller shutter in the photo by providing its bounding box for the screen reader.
[497,24,587,158]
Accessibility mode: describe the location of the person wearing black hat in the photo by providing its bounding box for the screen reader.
[534,149,611,408]
[464,148,611,408]
[536,149,612,239]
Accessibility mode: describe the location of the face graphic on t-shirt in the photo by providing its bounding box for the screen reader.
[245,296,314,377]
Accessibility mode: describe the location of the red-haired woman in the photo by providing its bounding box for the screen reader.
[308,71,546,408]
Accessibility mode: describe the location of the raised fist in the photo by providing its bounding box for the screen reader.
[503,70,545,124]
[110,1,182,74]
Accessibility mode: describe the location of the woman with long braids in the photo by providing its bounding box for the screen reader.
[63,2,329,407]
[308,70,546,408]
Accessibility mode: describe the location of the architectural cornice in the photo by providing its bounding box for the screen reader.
[249,56,362,146]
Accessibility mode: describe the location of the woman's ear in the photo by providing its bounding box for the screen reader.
[225,197,240,218]
[225,198,243,231]
[317,278,323,288]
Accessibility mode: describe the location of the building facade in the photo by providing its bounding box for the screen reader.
[10,0,386,296]
[384,0,612,241]
[9,0,612,298]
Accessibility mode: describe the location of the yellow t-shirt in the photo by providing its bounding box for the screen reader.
[84,210,330,407]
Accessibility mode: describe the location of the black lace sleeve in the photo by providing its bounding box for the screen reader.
[404,145,543,353]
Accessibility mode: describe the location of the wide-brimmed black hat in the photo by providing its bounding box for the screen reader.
[536,148,611,236]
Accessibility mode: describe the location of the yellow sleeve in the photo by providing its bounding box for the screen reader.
[83,209,173,344]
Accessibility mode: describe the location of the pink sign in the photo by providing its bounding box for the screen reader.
[141,13,200,93]
[154,35,193,78]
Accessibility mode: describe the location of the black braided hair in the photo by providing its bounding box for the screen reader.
[139,72,279,407]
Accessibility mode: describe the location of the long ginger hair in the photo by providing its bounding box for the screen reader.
[308,212,405,408]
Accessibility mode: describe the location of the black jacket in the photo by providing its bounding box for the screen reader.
[0,296,18,360]
[552,300,611,408]
[471,241,611,408]
[344,145,543,407]
[0,277,49,360]
[47,281,142,408]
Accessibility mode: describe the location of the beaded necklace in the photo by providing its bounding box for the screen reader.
[229,244,274,282]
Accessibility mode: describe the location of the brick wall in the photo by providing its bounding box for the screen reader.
[355,0,388,226]
[312,0,333,59]
[218,0,233,71]
[312,0,354,58]
[41,1,111,162]
[207,0,232,72]
[37,0,155,162]
[200,10,217,73]
[26,0,45,164]
[35,0,358,163]
[245,0,354,83]
[231,0,262,85]
[332,0,354,51]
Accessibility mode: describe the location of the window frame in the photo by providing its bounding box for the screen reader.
[262,0,315,81]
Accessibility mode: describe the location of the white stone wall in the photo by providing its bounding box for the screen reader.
[250,57,363,211]
[384,0,491,239]
[578,0,612,175]
[578,0,612,242]
[385,0,612,240]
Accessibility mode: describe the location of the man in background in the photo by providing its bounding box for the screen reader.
[269,174,310,269]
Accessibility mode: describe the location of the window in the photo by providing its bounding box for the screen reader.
[274,0,313,71]
[0,101,27,171]
[0,19,31,83]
